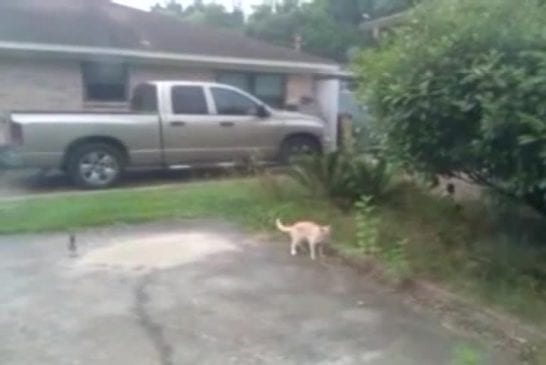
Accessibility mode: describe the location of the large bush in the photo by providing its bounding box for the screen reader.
[355,0,546,214]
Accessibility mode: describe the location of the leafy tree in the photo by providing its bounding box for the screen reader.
[246,0,414,61]
[246,2,370,61]
[316,0,413,23]
[245,3,296,48]
[152,0,415,61]
[151,0,183,15]
[275,0,301,13]
[372,0,415,17]
[317,0,369,25]
[184,3,244,29]
[356,0,546,214]
[152,0,244,30]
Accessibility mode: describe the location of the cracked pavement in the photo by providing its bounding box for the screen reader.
[0,220,514,364]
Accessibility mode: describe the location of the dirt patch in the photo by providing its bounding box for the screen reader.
[77,232,239,271]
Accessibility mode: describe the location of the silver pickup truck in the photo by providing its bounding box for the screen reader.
[2,81,328,189]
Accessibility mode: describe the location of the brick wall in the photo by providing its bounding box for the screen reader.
[0,58,83,113]
[0,56,317,113]
[286,74,314,107]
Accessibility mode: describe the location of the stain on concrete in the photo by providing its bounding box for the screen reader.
[76,232,239,272]
[0,220,516,365]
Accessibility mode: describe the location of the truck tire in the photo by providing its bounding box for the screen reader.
[66,143,125,189]
[280,136,321,164]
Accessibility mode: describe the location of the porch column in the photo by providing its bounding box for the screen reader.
[316,78,340,152]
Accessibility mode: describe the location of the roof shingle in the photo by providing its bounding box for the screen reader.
[0,0,336,66]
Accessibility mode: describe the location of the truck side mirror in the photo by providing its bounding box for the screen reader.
[256,105,270,118]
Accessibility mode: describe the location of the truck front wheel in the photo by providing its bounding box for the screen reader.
[67,143,124,189]
[280,136,321,164]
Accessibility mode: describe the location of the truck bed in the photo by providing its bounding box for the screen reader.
[10,111,162,168]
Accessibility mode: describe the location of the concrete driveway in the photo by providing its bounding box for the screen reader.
[0,220,511,365]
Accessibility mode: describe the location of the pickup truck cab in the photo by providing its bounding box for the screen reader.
[4,81,328,188]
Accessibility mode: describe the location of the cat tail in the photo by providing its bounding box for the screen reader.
[276,219,291,233]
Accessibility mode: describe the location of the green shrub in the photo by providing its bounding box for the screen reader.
[355,0,546,215]
[287,152,395,208]
[452,345,484,365]
[355,196,411,281]
[355,196,380,255]
[382,238,410,280]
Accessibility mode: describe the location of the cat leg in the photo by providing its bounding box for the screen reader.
[318,242,325,258]
[309,240,317,260]
[290,237,299,256]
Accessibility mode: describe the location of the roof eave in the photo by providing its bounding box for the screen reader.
[0,41,340,74]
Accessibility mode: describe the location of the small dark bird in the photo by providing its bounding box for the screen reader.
[446,183,456,197]
[68,233,78,257]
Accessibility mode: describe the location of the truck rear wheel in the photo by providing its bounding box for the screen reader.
[67,143,124,189]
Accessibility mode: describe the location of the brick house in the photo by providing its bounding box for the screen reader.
[0,0,343,147]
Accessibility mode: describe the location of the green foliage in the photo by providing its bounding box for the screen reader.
[0,178,331,234]
[316,0,415,23]
[522,343,546,365]
[355,196,410,280]
[382,238,410,280]
[356,0,546,214]
[372,0,416,17]
[287,152,395,208]
[355,196,380,255]
[452,345,484,365]
[152,0,416,61]
[152,0,414,61]
[246,2,368,62]
[152,0,244,30]
[373,182,546,323]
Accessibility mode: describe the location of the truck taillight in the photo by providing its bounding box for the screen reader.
[10,122,23,145]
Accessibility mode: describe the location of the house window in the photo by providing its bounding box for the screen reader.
[217,72,285,108]
[82,62,128,102]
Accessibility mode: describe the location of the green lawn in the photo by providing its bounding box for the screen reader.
[0,178,335,235]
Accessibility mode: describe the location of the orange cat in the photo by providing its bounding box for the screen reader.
[276,219,331,260]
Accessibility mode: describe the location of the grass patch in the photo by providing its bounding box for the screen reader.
[368,183,546,327]
[0,178,336,235]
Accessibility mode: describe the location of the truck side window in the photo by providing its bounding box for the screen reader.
[171,86,208,115]
[131,84,158,113]
[211,87,258,116]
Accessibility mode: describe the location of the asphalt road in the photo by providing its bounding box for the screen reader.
[0,220,512,365]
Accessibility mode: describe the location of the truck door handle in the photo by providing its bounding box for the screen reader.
[220,121,235,127]
[170,121,186,127]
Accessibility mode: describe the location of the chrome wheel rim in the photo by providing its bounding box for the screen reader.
[79,151,119,186]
